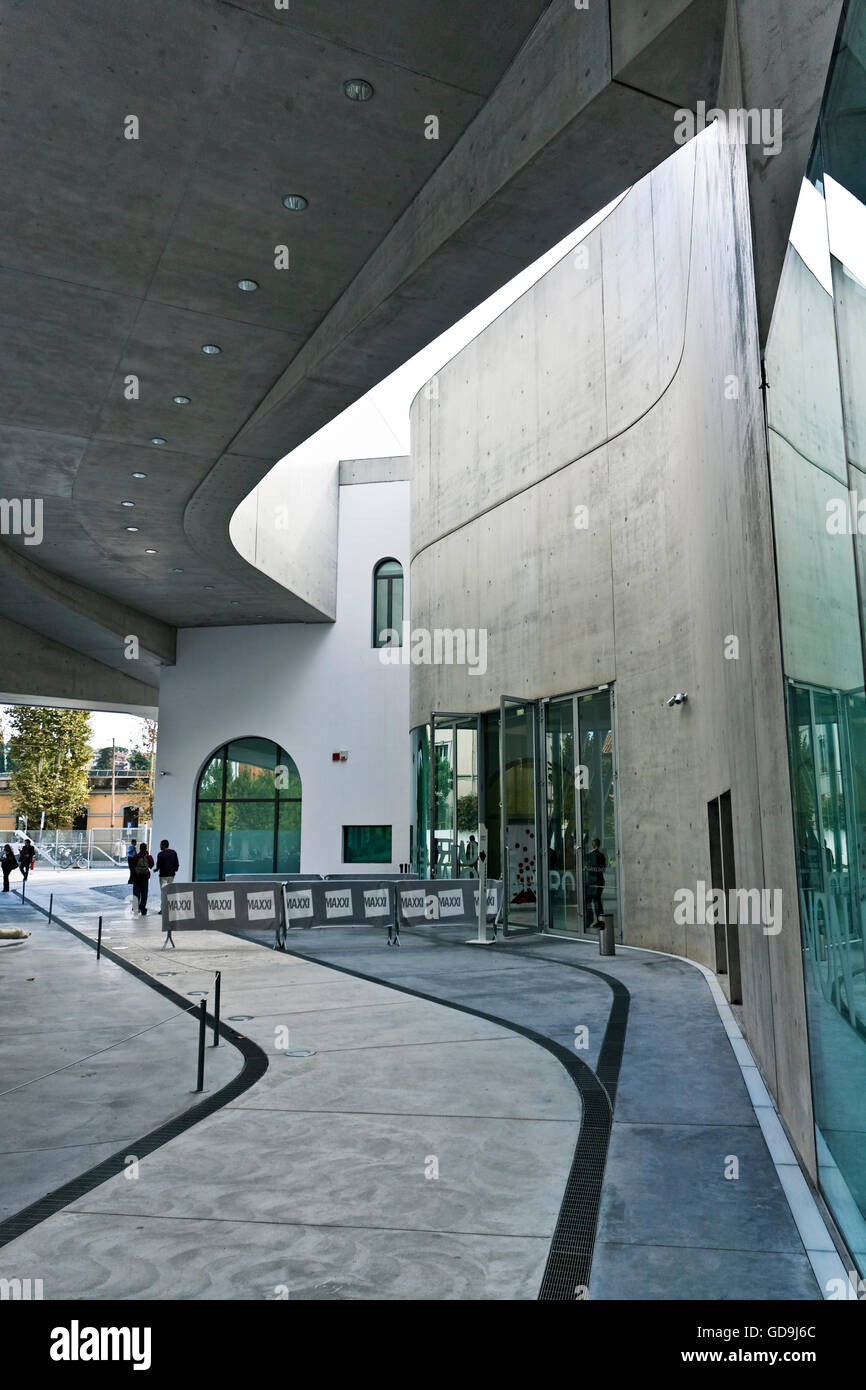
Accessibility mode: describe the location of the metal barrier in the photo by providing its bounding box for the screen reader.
[161,881,283,948]
[161,877,502,948]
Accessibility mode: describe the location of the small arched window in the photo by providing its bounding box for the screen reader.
[372,558,404,647]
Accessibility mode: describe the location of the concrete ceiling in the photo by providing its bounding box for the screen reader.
[0,0,844,705]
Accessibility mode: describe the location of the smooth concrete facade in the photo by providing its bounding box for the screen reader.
[409,126,816,1173]
[152,468,410,876]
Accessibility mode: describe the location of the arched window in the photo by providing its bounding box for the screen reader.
[372,557,404,647]
[193,736,301,881]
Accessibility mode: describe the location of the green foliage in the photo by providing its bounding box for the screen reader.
[456,794,478,832]
[7,707,92,829]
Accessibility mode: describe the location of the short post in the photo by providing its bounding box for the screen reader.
[196,998,207,1091]
[212,971,221,1047]
[599,913,616,957]
[96,915,103,960]
[48,892,53,925]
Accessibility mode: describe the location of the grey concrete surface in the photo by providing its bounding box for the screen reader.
[0,874,579,1300]
[0,1,840,706]
[407,121,815,1176]
[258,920,823,1300]
[0,892,243,1224]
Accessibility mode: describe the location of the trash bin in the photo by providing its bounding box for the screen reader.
[599,913,616,956]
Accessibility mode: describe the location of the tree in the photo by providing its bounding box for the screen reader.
[7,707,92,829]
[126,718,158,821]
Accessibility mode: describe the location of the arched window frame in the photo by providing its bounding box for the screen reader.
[372,557,404,648]
[193,736,301,880]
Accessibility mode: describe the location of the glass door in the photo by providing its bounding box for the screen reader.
[543,695,585,934]
[500,697,541,933]
[430,712,482,879]
[576,687,619,939]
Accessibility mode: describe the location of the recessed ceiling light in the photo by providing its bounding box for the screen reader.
[237,279,258,292]
[201,344,221,354]
[132,472,147,479]
[172,567,184,573]
[204,585,214,590]
[125,526,139,533]
[230,600,241,606]
[282,194,308,211]
[150,437,166,445]
[172,395,191,405]
[121,500,135,507]
[344,78,374,102]
[144,548,157,554]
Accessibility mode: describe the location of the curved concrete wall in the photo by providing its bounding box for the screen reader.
[409,125,814,1168]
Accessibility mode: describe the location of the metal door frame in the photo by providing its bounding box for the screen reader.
[499,696,542,934]
[430,711,483,880]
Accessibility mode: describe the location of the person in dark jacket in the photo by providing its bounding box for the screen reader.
[584,837,607,928]
[1,844,18,892]
[153,839,180,913]
[129,842,154,916]
[18,838,36,884]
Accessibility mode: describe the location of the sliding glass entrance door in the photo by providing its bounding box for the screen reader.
[500,697,541,932]
[430,712,482,878]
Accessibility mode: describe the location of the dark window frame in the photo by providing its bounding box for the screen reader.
[193,737,301,879]
[372,557,404,648]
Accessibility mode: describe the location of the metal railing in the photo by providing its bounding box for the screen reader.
[3,827,152,870]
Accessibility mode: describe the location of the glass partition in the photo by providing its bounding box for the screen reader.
[768,0,866,1271]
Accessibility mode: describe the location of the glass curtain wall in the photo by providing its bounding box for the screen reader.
[193,737,302,880]
[768,0,866,1271]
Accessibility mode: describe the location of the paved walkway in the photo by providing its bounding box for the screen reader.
[0,874,579,1300]
[0,871,845,1300]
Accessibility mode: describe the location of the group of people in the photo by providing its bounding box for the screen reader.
[126,838,180,916]
[1,837,36,892]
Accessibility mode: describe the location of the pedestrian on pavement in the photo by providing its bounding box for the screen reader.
[1,844,18,892]
[584,836,607,928]
[154,839,179,912]
[18,837,36,885]
[130,841,154,916]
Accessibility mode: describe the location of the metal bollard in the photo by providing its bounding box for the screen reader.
[96,915,103,960]
[212,971,221,1047]
[599,913,616,957]
[48,892,53,925]
[196,998,207,1091]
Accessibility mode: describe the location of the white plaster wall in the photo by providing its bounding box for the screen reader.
[152,477,410,876]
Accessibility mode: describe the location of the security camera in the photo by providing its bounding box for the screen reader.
[666,693,688,707]
[159,770,169,776]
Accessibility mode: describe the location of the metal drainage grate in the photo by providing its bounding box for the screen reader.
[282,1048,316,1058]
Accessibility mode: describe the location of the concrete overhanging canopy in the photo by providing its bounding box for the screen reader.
[0,0,843,708]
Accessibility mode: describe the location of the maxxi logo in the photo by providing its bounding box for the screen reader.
[50,1321,152,1371]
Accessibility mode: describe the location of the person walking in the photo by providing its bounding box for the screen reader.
[153,839,179,912]
[1,844,18,892]
[18,837,36,885]
[130,841,154,916]
[584,837,607,929]
[125,838,137,870]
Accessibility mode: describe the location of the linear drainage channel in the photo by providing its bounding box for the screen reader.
[231,924,630,1301]
[0,893,270,1250]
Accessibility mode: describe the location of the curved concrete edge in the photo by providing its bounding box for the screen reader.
[0,895,269,1251]
[616,940,852,1299]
